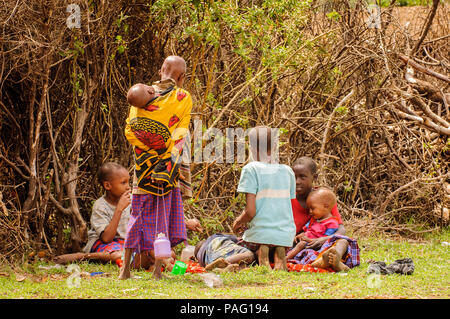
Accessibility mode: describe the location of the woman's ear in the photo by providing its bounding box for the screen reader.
[177,72,185,86]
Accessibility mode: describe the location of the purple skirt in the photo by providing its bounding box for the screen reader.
[124,188,186,253]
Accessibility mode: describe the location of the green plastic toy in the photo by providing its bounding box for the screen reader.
[171,261,187,275]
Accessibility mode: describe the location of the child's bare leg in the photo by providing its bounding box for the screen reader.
[273,246,287,271]
[205,258,229,271]
[286,241,307,260]
[312,239,350,272]
[215,263,240,273]
[257,245,271,269]
[55,251,122,264]
[118,248,133,280]
[153,258,164,280]
[324,239,350,272]
[226,251,255,266]
[110,251,122,263]
[53,252,87,264]
[86,251,121,263]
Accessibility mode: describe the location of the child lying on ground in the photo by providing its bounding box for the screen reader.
[194,233,255,272]
[232,126,296,270]
[286,187,339,261]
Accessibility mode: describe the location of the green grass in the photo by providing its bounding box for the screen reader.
[1,230,449,299]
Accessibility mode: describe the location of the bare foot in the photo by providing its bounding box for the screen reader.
[162,258,174,272]
[214,264,240,273]
[323,247,350,272]
[153,259,165,280]
[205,258,229,271]
[223,264,240,272]
[153,270,163,280]
[311,256,329,269]
[118,266,131,280]
[53,253,86,264]
[273,247,287,271]
[258,245,271,269]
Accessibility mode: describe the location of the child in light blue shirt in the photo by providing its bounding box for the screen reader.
[232,126,296,270]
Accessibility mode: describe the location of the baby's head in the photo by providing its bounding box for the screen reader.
[306,187,336,220]
[127,83,156,108]
[248,126,276,163]
[97,162,130,198]
[292,156,317,198]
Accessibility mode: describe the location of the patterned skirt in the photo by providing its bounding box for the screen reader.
[288,234,360,268]
[124,188,186,253]
[91,238,124,253]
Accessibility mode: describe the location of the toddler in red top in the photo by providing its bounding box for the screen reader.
[303,215,339,239]
[286,187,338,260]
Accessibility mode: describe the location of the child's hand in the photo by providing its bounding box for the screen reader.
[305,236,327,249]
[186,218,203,232]
[232,218,245,234]
[294,233,305,243]
[117,190,131,212]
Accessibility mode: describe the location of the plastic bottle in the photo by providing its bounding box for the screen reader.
[154,233,171,258]
[180,245,195,263]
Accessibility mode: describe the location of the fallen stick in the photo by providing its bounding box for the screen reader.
[396,53,450,84]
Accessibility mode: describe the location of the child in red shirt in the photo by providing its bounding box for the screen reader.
[286,187,339,260]
[291,157,345,250]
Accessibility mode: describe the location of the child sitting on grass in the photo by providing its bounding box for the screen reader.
[232,126,296,271]
[53,161,201,267]
[286,187,340,261]
[291,156,346,250]
[54,162,150,267]
[287,166,360,271]
[194,233,255,272]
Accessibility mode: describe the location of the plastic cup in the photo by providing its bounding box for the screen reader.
[171,261,187,275]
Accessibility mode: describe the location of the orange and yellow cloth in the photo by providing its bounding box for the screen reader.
[125,79,192,196]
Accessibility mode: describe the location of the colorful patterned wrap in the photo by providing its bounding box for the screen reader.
[289,234,360,268]
[125,79,192,196]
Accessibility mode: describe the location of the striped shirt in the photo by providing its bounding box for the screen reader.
[237,161,296,247]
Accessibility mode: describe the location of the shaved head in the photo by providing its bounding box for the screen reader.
[160,55,187,87]
[127,83,155,108]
